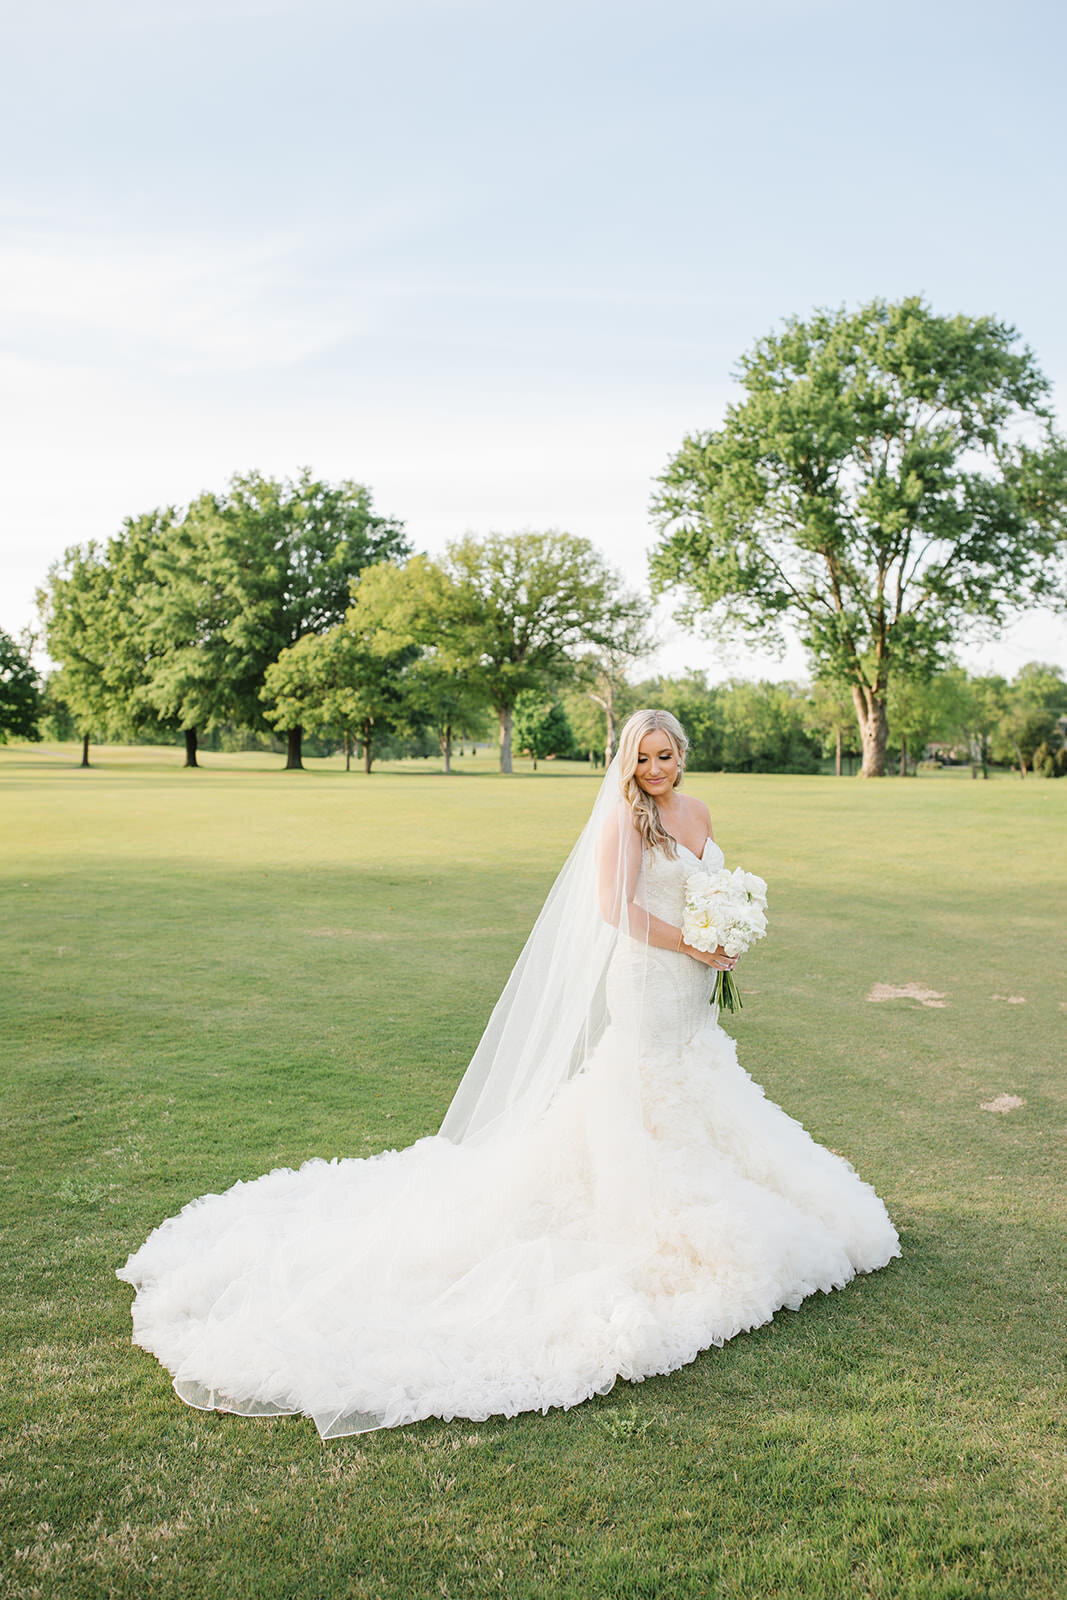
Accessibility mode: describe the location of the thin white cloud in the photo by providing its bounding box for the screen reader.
[0,227,364,374]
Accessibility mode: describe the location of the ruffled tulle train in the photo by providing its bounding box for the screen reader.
[117,1016,900,1438]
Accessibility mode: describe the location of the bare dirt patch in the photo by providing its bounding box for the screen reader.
[980,1094,1026,1113]
[866,982,948,1009]
[991,993,1026,1004]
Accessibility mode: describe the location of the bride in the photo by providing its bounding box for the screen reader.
[118,709,900,1438]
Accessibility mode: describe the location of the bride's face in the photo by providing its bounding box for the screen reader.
[635,731,679,797]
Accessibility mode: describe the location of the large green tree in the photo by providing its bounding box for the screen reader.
[444,532,647,772]
[0,630,42,742]
[262,607,418,775]
[345,558,487,773]
[101,509,194,753]
[650,297,1067,776]
[40,511,205,766]
[37,543,118,766]
[136,498,236,767]
[39,473,407,770]
[147,471,409,769]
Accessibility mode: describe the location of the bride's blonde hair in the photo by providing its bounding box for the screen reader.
[616,708,689,857]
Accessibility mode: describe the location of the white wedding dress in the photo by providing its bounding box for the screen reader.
[118,833,900,1438]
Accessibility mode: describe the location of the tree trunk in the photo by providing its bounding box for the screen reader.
[441,723,452,774]
[589,685,618,767]
[344,732,352,772]
[851,686,889,777]
[363,721,373,774]
[285,727,303,770]
[1012,740,1026,778]
[183,727,199,768]
[835,726,842,778]
[80,732,91,768]
[899,735,907,778]
[498,705,513,773]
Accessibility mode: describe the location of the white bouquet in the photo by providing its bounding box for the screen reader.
[681,865,769,1013]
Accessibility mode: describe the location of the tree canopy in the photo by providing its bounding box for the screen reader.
[634,671,823,774]
[0,631,42,743]
[26,438,1067,779]
[989,661,1067,777]
[650,297,1067,775]
[149,471,410,768]
[262,618,417,774]
[443,531,648,771]
[345,558,487,772]
[37,543,120,765]
[512,693,576,769]
[38,470,409,769]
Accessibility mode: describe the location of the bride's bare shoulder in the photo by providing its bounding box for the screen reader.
[681,791,713,837]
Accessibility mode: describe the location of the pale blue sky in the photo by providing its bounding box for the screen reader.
[3,0,1065,679]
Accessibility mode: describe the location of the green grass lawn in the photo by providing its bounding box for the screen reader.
[1,744,1064,1600]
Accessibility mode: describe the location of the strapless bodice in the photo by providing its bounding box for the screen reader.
[639,836,725,924]
[606,836,725,1049]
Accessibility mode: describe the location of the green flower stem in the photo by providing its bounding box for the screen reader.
[712,969,743,1013]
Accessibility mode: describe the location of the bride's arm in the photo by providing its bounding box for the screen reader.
[597,806,735,966]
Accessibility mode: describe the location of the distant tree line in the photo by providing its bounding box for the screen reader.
[0,630,42,744]
[28,470,649,774]
[7,599,1065,779]
[544,661,1067,778]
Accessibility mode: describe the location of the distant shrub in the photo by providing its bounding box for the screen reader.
[1032,741,1067,778]
[513,694,578,764]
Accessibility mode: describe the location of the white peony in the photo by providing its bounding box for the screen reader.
[681,862,769,1013]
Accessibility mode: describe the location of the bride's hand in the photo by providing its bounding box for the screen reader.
[684,942,738,971]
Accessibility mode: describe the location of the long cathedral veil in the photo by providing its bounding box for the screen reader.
[432,754,660,1309]
[439,754,647,1147]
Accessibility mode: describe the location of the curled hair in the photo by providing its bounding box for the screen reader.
[615,708,690,857]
